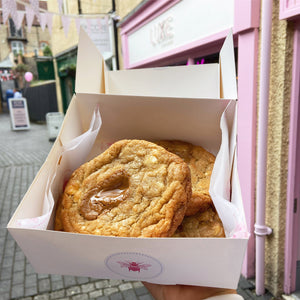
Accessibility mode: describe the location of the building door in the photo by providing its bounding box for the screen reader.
[60,75,75,113]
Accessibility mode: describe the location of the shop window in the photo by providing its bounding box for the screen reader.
[169,61,188,67]
[40,42,48,50]
[194,52,219,65]
[11,41,24,56]
[167,48,238,68]
[8,18,23,38]
[194,48,238,72]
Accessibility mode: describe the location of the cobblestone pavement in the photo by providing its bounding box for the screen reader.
[0,112,276,300]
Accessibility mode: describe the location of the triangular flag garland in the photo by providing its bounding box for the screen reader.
[39,13,47,31]
[1,0,118,38]
[57,0,63,14]
[2,0,10,25]
[2,0,18,26]
[10,1,18,29]
[16,11,25,30]
[25,5,35,33]
[29,0,40,22]
[61,15,71,38]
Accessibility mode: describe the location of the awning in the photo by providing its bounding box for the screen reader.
[0,55,14,69]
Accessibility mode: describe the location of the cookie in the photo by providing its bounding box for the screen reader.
[55,139,192,237]
[155,140,215,216]
[173,205,225,238]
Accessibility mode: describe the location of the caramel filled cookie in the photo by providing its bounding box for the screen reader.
[156,140,215,216]
[55,139,192,237]
[173,205,225,238]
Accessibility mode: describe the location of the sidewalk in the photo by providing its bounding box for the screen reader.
[0,112,275,300]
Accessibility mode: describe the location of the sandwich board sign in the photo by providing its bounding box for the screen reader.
[9,98,30,130]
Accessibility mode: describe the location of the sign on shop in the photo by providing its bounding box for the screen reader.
[126,0,234,66]
[150,16,174,47]
[9,98,30,130]
[80,18,113,58]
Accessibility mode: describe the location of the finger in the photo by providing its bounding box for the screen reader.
[142,282,164,300]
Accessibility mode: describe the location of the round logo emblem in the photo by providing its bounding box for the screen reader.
[105,252,163,280]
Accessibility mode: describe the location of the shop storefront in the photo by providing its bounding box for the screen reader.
[119,0,260,283]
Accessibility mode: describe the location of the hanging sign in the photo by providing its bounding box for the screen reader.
[80,17,113,58]
[9,98,30,130]
[127,0,234,66]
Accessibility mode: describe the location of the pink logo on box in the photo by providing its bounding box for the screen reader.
[117,261,151,272]
[105,252,162,279]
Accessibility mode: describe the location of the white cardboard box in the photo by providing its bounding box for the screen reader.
[7,30,248,289]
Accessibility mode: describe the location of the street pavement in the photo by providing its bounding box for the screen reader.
[0,112,275,300]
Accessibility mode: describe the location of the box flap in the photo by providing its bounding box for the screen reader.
[219,31,237,99]
[76,29,237,99]
[105,64,220,98]
[106,31,238,99]
[75,29,106,94]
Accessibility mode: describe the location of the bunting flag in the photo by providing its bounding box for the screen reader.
[0,0,114,41]
[2,0,18,25]
[16,11,25,30]
[2,0,10,25]
[30,0,40,22]
[10,1,18,28]
[25,5,35,32]
[46,12,53,36]
[57,0,63,13]
[61,15,71,38]
[40,13,47,31]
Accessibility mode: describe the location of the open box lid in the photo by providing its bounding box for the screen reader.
[75,29,237,100]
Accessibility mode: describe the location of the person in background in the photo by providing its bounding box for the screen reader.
[143,282,244,300]
[13,88,22,98]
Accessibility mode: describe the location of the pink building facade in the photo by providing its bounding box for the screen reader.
[119,0,300,296]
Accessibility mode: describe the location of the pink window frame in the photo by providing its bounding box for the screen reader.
[119,0,260,279]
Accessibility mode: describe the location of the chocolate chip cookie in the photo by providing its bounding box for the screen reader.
[55,139,192,237]
[155,140,215,216]
[173,205,225,238]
